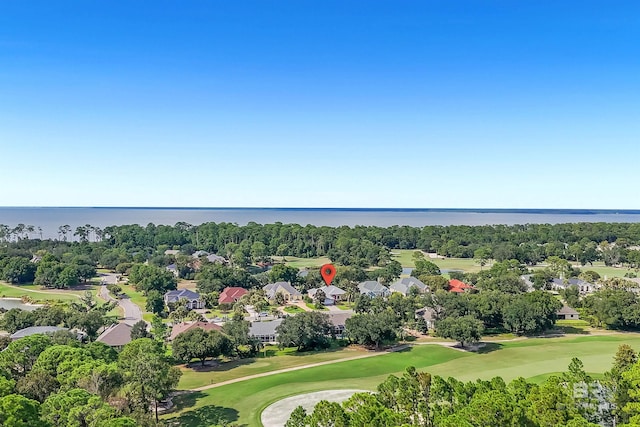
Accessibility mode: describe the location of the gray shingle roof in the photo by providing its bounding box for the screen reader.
[358,281,389,295]
[164,289,201,302]
[10,326,67,339]
[390,277,426,294]
[309,285,345,298]
[249,319,283,336]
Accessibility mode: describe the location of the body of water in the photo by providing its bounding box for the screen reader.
[1,207,640,239]
[0,298,40,311]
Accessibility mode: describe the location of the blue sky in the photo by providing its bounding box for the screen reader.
[1,1,639,208]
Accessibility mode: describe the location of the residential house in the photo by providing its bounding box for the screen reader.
[390,277,428,296]
[263,282,303,302]
[96,323,133,349]
[218,287,249,305]
[10,326,68,340]
[192,250,209,258]
[415,307,437,330]
[166,264,179,277]
[206,254,226,264]
[557,306,580,320]
[551,278,597,294]
[249,319,283,344]
[309,285,346,305]
[328,312,353,338]
[169,321,222,341]
[448,279,473,293]
[520,275,535,292]
[358,281,390,298]
[164,289,205,310]
[164,249,180,256]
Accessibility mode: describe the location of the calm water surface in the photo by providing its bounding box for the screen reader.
[1,207,640,239]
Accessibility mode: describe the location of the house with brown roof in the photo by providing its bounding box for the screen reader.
[96,323,133,349]
[327,312,353,338]
[219,287,249,305]
[168,321,222,341]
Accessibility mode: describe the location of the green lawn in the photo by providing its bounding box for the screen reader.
[283,306,304,314]
[390,250,487,273]
[177,346,368,390]
[163,334,640,427]
[0,282,83,303]
[305,303,327,311]
[270,256,332,269]
[118,284,147,311]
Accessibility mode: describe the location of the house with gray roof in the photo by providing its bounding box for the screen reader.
[249,319,283,344]
[552,278,597,294]
[390,277,427,296]
[166,263,179,277]
[328,312,353,338]
[308,285,346,305]
[164,289,204,310]
[10,326,68,340]
[358,281,390,298]
[263,282,302,302]
[97,323,133,349]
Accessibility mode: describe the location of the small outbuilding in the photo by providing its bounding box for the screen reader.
[557,306,580,320]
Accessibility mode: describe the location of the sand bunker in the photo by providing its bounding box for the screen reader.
[260,389,367,427]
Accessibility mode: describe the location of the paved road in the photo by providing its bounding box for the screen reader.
[98,273,142,325]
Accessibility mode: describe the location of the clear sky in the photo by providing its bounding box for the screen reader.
[1,1,639,208]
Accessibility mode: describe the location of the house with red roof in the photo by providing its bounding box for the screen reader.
[218,287,249,305]
[169,321,222,341]
[448,279,473,293]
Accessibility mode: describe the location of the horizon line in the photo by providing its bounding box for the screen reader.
[2,206,640,213]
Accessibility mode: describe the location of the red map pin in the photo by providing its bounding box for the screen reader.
[320,264,336,286]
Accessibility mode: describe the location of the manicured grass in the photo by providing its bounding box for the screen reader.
[336,302,354,310]
[177,346,368,390]
[118,284,147,310]
[305,303,327,311]
[270,256,332,269]
[283,306,304,314]
[391,250,488,273]
[163,334,640,427]
[0,283,82,302]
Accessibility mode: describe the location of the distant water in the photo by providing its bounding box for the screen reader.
[1,207,640,240]
[0,298,39,311]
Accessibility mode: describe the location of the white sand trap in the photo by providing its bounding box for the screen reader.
[261,389,367,427]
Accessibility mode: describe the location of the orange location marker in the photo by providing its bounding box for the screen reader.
[320,264,336,286]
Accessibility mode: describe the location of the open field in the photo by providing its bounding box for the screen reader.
[163,334,640,427]
[270,256,331,269]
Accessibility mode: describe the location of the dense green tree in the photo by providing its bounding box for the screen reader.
[130,321,150,340]
[127,264,177,295]
[345,310,399,349]
[2,257,36,284]
[435,315,484,347]
[118,338,181,422]
[0,393,46,427]
[276,312,333,351]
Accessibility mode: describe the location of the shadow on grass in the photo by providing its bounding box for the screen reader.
[189,358,256,373]
[475,342,503,354]
[163,392,243,427]
[555,326,590,335]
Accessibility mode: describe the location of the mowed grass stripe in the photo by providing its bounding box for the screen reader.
[164,334,640,427]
